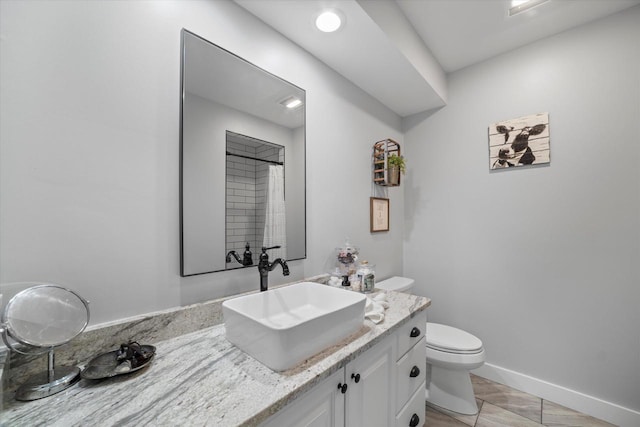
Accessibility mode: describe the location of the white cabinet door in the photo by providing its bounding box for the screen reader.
[260,369,345,427]
[344,334,396,427]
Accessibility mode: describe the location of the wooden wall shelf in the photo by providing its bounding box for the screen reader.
[373,139,401,187]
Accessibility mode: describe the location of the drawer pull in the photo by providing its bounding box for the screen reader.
[409,413,420,427]
[351,373,361,383]
[410,327,421,338]
[409,366,420,378]
[337,383,348,394]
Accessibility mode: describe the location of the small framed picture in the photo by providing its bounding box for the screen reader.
[370,197,389,232]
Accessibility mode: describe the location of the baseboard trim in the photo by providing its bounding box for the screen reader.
[472,363,640,427]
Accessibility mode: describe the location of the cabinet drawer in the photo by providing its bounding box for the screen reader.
[395,380,426,427]
[396,310,427,358]
[395,337,426,411]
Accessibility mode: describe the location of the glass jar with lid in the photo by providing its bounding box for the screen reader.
[356,261,375,293]
[335,239,359,286]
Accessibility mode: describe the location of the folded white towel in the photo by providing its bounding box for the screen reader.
[373,292,389,308]
[365,292,388,324]
[328,276,342,287]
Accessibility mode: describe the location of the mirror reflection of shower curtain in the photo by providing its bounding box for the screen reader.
[263,165,287,260]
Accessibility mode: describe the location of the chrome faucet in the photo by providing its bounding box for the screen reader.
[258,245,289,291]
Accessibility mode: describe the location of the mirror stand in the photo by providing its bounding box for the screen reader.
[12,347,81,401]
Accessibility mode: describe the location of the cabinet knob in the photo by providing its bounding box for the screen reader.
[409,366,420,378]
[409,413,420,427]
[351,373,361,383]
[410,327,421,338]
[337,383,348,394]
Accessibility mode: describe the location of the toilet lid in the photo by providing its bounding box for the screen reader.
[376,276,414,292]
[426,323,483,353]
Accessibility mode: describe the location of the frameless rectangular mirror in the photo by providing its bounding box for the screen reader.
[180,29,306,276]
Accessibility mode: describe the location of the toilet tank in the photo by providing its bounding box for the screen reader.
[376,276,415,293]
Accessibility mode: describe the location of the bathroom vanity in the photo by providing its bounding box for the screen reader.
[261,309,427,427]
[0,285,429,426]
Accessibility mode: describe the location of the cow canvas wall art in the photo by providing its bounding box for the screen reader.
[489,112,550,170]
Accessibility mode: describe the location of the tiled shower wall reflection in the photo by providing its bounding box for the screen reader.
[226,141,259,261]
[225,137,284,266]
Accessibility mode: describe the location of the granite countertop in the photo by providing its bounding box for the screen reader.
[1,290,430,427]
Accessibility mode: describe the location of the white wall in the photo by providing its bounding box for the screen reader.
[403,6,640,423]
[0,0,403,324]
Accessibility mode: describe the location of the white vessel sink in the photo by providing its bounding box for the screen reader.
[223,281,366,371]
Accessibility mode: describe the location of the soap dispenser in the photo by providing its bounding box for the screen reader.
[242,242,253,266]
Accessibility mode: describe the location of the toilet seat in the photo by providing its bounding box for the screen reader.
[426,323,483,354]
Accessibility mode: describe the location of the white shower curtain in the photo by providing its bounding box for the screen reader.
[263,165,287,260]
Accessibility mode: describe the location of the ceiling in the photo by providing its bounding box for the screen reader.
[235,0,640,117]
[396,0,640,73]
[184,30,305,129]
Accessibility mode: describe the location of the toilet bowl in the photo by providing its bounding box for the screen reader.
[425,323,485,414]
[375,276,485,415]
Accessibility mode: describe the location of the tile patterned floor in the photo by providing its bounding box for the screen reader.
[423,374,617,427]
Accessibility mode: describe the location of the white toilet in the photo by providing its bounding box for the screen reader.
[375,276,486,415]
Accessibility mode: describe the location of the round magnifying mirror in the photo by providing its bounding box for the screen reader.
[3,284,89,347]
[1,284,90,401]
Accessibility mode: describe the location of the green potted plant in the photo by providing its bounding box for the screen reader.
[387,153,406,185]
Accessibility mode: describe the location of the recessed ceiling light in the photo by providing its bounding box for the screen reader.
[280,96,303,109]
[509,0,549,16]
[315,10,343,33]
